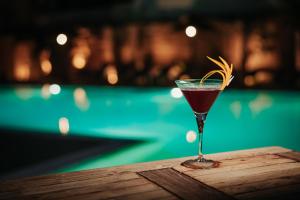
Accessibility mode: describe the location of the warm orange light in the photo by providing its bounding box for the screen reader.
[104,65,118,85]
[41,84,51,99]
[244,75,255,87]
[41,60,52,75]
[73,87,90,110]
[107,73,118,85]
[72,54,86,69]
[255,72,273,84]
[179,74,190,80]
[167,65,182,80]
[14,64,30,81]
[59,117,69,135]
[40,50,52,75]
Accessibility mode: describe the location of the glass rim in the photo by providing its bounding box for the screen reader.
[175,78,223,83]
[175,78,223,89]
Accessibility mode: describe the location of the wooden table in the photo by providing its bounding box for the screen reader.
[1,146,300,200]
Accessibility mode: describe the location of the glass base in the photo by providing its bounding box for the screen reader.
[181,157,220,169]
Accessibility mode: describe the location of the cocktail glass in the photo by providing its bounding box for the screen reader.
[175,79,222,169]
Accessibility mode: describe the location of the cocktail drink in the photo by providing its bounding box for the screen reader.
[175,57,233,169]
[181,88,221,113]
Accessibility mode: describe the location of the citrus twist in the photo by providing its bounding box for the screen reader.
[200,56,234,90]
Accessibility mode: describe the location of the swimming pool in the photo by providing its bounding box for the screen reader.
[0,85,299,176]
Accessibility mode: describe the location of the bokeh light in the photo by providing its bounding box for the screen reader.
[59,117,69,135]
[49,84,61,95]
[14,64,30,81]
[72,54,86,69]
[40,50,52,75]
[73,87,90,110]
[244,75,255,87]
[104,65,118,85]
[41,84,51,99]
[41,60,52,75]
[185,26,197,38]
[56,33,68,45]
[170,88,183,98]
[186,130,197,143]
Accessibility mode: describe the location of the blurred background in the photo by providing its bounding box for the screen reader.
[0,0,300,88]
[0,0,300,180]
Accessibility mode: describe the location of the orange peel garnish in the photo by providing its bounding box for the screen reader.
[200,56,234,90]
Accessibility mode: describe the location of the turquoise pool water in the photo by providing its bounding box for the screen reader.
[0,85,300,173]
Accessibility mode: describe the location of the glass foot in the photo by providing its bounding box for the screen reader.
[181,158,220,169]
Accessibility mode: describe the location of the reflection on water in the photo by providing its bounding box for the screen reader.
[170,87,183,99]
[126,100,132,106]
[249,93,273,116]
[14,87,34,100]
[230,101,242,119]
[59,117,69,135]
[41,84,51,99]
[186,130,197,143]
[49,84,61,95]
[105,100,112,106]
[2,87,300,173]
[73,87,90,111]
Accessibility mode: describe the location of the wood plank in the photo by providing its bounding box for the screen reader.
[203,146,291,164]
[0,146,290,190]
[6,182,168,200]
[236,183,300,200]
[22,172,139,195]
[0,146,294,200]
[277,151,300,162]
[1,175,177,200]
[0,172,140,199]
[30,183,161,200]
[26,177,148,196]
[220,171,300,195]
[179,154,295,177]
[111,189,179,200]
[138,168,235,200]
[190,162,300,186]
[61,182,165,200]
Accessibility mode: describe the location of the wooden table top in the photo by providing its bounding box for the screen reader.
[1,146,300,200]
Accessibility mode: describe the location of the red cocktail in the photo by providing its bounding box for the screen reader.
[175,79,223,169]
[181,89,221,113]
[175,56,234,169]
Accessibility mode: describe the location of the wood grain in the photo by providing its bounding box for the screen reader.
[222,174,300,195]
[0,146,298,200]
[277,151,300,162]
[139,168,235,200]
[236,183,300,200]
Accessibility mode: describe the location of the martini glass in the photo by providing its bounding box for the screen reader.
[175,79,222,169]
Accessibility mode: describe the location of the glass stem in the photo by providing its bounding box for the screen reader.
[195,113,207,161]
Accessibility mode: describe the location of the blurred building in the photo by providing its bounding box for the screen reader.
[0,0,299,89]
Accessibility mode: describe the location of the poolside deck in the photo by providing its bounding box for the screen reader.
[1,146,300,200]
